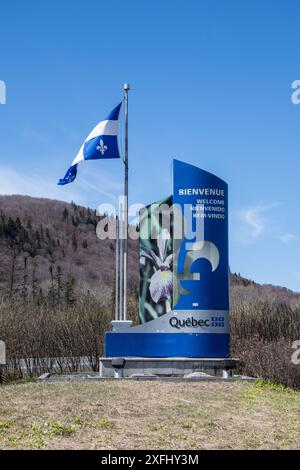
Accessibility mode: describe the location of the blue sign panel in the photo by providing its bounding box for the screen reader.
[172,159,229,313]
[105,160,230,358]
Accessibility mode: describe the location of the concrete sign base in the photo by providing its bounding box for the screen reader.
[99,357,239,378]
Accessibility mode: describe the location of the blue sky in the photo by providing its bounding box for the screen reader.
[0,0,300,291]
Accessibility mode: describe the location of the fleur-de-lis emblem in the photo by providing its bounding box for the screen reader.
[97,139,108,155]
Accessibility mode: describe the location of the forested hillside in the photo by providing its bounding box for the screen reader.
[0,195,299,306]
[0,195,138,304]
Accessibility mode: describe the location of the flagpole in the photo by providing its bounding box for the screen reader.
[115,215,119,321]
[123,83,130,321]
[119,216,123,321]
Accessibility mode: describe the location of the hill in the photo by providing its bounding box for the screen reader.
[0,195,138,303]
[0,195,299,306]
[230,273,300,308]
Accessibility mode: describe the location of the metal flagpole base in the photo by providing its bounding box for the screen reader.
[111,320,133,331]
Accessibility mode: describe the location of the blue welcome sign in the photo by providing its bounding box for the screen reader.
[105,160,230,358]
[173,159,229,313]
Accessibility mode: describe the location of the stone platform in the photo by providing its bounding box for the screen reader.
[100,357,240,378]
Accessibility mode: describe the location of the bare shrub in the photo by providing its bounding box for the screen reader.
[231,298,300,341]
[232,337,300,389]
[0,295,111,382]
[1,288,300,389]
[231,297,300,389]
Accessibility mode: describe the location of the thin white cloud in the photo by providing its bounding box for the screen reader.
[241,207,265,238]
[0,165,122,209]
[279,233,297,243]
[237,203,280,243]
[21,129,48,144]
[79,174,122,205]
[0,164,83,202]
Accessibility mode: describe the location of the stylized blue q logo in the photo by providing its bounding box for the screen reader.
[175,240,220,297]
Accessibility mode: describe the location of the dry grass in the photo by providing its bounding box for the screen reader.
[0,380,299,450]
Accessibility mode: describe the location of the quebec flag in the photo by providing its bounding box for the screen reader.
[58,102,122,185]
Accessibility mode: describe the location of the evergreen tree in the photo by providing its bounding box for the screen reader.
[15,217,22,230]
[72,232,78,251]
[37,287,44,306]
[54,265,63,303]
[31,259,38,303]
[64,276,76,305]
[62,208,69,221]
[48,265,55,305]
[21,256,28,303]
[9,248,17,297]
[7,217,17,239]
[40,224,44,240]
[35,230,41,249]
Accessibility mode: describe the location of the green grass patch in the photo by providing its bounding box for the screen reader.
[98,418,114,430]
[46,421,74,437]
[0,420,13,431]
[254,379,297,393]
[150,423,166,432]
[178,421,196,430]
[202,420,218,431]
